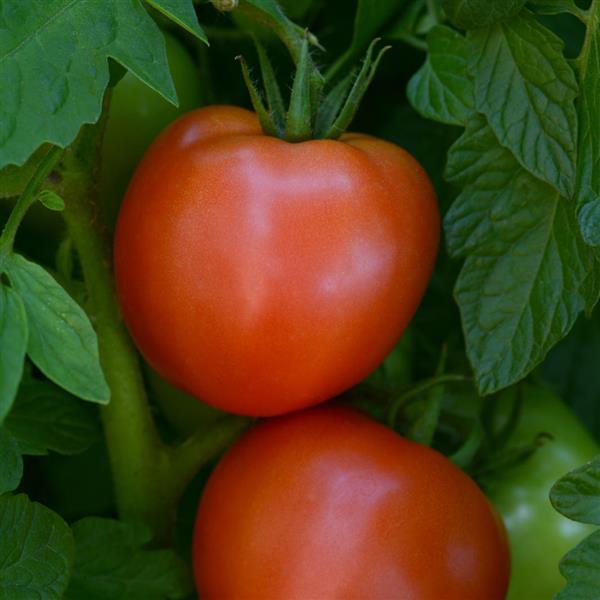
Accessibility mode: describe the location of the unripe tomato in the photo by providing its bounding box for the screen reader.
[192,406,510,599]
[100,32,201,226]
[114,106,439,416]
[486,385,598,600]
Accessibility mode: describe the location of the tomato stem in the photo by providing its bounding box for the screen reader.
[387,373,470,430]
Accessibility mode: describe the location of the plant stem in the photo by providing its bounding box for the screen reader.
[0,146,62,263]
[387,374,469,429]
[58,120,168,532]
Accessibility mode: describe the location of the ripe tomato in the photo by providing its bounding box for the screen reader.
[192,406,510,598]
[114,106,439,416]
[486,385,598,600]
[100,32,202,226]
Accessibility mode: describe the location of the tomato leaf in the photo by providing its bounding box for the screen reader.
[145,0,207,43]
[0,428,23,495]
[64,518,193,600]
[443,0,527,29]
[551,456,600,526]
[0,284,27,424]
[407,25,473,126]
[4,376,101,456]
[0,494,74,599]
[6,254,110,405]
[445,116,600,394]
[555,530,600,599]
[0,0,206,169]
[468,11,578,197]
[575,2,600,246]
[38,190,65,212]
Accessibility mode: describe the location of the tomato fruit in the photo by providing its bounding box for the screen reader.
[192,405,510,599]
[114,105,439,416]
[486,385,598,600]
[100,32,201,226]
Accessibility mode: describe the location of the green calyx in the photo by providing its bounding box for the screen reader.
[239,37,390,142]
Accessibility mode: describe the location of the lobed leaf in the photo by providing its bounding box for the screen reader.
[469,11,578,197]
[556,531,600,599]
[0,494,74,600]
[0,284,27,423]
[6,254,109,405]
[445,117,599,394]
[0,0,186,169]
[407,25,473,126]
[65,518,193,600]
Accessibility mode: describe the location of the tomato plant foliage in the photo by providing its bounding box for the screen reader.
[0,0,600,598]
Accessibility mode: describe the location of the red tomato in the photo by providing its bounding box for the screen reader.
[114,106,439,416]
[193,406,510,599]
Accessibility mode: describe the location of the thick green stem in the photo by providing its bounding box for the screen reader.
[58,122,168,532]
[0,146,62,264]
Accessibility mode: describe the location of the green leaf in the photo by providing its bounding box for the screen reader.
[469,11,578,197]
[326,0,406,81]
[551,456,600,525]
[145,0,207,44]
[576,3,600,245]
[0,494,74,600]
[445,117,599,394]
[407,25,473,126]
[65,518,193,600]
[556,531,600,599]
[0,284,27,423]
[5,376,101,456]
[443,0,527,29]
[6,254,109,404]
[0,428,23,494]
[38,190,65,212]
[0,0,177,169]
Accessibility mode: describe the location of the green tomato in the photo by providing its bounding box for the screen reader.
[486,385,598,600]
[100,32,201,226]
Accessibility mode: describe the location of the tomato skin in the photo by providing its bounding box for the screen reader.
[114,106,439,416]
[100,32,201,226]
[486,385,598,600]
[192,406,510,599]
